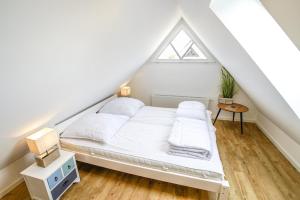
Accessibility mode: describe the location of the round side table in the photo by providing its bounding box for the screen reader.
[213,103,249,134]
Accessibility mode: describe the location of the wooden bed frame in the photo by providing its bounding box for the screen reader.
[54,95,230,200]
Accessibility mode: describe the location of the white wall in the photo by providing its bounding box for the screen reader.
[0,0,180,196]
[178,0,300,144]
[177,0,300,170]
[129,61,257,122]
[256,112,300,171]
[0,0,179,170]
[0,153,33,199]
[257,2,300,169]
[261,0,300,50]
[1,0,299,196]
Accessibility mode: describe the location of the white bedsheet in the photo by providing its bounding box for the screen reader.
[130,106,176,126]
[60,106,224,180]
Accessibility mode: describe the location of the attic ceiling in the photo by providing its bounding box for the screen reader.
[0,0,180,169]
[178,0,300,143]
[0,0,299,170]
[261,0,300,51]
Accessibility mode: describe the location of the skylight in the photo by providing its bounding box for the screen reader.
[210,0,300,118]
[154,20,213,62]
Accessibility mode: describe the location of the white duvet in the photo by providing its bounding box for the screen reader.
[130,106,176,126]
[60,106,224,180]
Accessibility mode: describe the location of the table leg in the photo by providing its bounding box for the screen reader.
[240,112,243,134]
[213,109,221,125]
[233,112,235,122]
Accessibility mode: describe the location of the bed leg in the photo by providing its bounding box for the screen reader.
[208,192,218,200]
[217,181,230,200]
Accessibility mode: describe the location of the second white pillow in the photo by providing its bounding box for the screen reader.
[61,113,129,143]
[178,101,206,110]
[99,97,144,117]
[176,107,207,121]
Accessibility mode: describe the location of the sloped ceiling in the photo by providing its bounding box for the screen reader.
[261,0,300,50]
[178,0,300,143]
[0,0,180,169]
[1,0,299,170]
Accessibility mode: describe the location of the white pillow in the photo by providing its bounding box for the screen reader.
[178,101,206,110]
[176,107,207,121]
[61,113,129,143]
[99,97,144,117]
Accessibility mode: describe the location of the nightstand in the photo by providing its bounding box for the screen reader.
[213,103,249,134]
[21,150,80,200]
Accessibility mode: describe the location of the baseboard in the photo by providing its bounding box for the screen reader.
[0,177,24,199]
[256,121,300,172]
[0,153,33,199]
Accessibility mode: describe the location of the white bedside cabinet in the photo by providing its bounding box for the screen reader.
[21,150,80,200]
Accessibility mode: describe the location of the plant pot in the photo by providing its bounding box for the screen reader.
[218,97,233,105]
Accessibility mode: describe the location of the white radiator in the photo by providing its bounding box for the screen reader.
[151,94,209,108]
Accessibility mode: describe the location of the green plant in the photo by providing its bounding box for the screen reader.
[221,67,236,98]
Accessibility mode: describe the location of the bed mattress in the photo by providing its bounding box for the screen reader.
[60,106,224,181]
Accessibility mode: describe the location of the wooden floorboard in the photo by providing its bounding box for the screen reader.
[2,120,300,200]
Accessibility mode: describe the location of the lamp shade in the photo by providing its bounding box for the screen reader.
[26,128,59,155]
[120,86,131,97]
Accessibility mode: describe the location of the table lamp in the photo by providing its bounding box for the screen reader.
[26,128,60,168]
[120,86,131,97]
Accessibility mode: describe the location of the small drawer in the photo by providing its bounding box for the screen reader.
[62,157,75,176]
[47,168,63,190]
[51,169,77,200]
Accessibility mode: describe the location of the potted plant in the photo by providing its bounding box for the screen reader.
[219,67,236,104]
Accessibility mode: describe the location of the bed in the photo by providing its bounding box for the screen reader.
[55,95,229,200]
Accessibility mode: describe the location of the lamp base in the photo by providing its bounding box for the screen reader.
[35,148,60,168]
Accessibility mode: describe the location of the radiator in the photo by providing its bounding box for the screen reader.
[151,94,209,108]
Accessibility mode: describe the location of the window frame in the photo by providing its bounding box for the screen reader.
[152,19,215,63]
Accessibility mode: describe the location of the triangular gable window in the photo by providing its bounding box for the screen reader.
[153,19,214,62]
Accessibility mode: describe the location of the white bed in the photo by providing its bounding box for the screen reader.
[55,95,229,200]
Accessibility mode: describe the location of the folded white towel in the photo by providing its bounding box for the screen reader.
[169,145,210,153]
[169,148,211,160]
[168,117,212,159]
[176,107,207,121]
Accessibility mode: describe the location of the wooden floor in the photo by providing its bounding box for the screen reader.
[2,120,300,200]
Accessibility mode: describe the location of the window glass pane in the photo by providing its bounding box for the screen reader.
[193,44,207,59]
[157,28,210,61]
[158,44,179,59]
[183,44,207,59]
[183,47,199,59]
[171,30,192,57]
